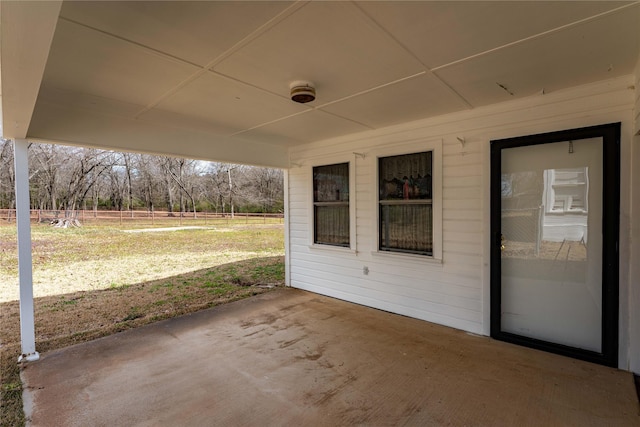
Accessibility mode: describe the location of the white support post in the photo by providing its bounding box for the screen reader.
[14,139,39,362]
[283,169,290,287]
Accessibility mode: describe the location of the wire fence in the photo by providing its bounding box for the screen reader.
[0,209,284,227]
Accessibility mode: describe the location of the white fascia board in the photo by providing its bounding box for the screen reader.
[1,1,62,139]
[27,101,290,169]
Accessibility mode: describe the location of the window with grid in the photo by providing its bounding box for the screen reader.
[378,151,433,256]
[313,163,349,247]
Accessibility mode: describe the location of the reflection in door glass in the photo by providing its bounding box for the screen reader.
[500,138,602,352]
[501,167,588,257]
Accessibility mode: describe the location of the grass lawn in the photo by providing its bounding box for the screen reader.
[0,221,285,426]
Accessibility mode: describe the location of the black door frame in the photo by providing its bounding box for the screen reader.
[490,123,620,367]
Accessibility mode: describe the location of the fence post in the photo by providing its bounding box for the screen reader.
[120,209,123,226]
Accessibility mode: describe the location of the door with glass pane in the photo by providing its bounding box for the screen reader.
[490,124,619,367]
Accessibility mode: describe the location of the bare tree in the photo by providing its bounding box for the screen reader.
[203,162,242,215]
[57,148,114,214]
[227,165,237,217]
[107,162,126,211]
[30,143,62,210]
[133,153,161,213]
[202,162,224,213]
[123,153,134,213]
[159,157,179,216]
[161,157,206,217]
[0,141,284,215]
[0,139,16,212]
[245,167,284,212]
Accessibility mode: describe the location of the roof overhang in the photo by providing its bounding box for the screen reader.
[0,1,62,140]
[2,1,639,168]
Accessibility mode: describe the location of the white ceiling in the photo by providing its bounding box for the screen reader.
[2,1,639,167]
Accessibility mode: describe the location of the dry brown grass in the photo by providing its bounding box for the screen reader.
[1,222,284,302]
[0,222,285,426]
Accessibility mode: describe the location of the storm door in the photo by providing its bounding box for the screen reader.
[490,123,619,367]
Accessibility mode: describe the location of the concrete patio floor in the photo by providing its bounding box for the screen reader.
[21,288,639,426]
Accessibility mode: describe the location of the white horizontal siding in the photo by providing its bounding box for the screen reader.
[443,164,483,178]
[290,271,482,322]
[442,219,481,233]
[287,76,636,359]
[443,198,482,211]
[290,261,480,302]
[443,175,482,188]
[443,231,482,245]
[443,241,482,255]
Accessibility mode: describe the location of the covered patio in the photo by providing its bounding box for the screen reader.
[21,289,638,426]
[2,1,640,423]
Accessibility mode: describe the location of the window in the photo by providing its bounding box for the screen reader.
[313,163,349,247]
[378,151,433,256]
[545,167,589,213]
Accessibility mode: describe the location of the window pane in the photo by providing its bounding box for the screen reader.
[379,152,431,201]
[379,204,433,255]
[314,163,349,202]
[378,151,433,255]
[313,162,349,247]
[315,205,349,246]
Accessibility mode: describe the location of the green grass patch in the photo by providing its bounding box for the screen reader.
[250,263,285,282]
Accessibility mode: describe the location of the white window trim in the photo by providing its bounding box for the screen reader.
[544,168,590,214]
[307,154,357,253]
[370,139,443,261]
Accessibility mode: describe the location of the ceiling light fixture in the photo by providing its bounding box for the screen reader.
[290,81,316,103]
